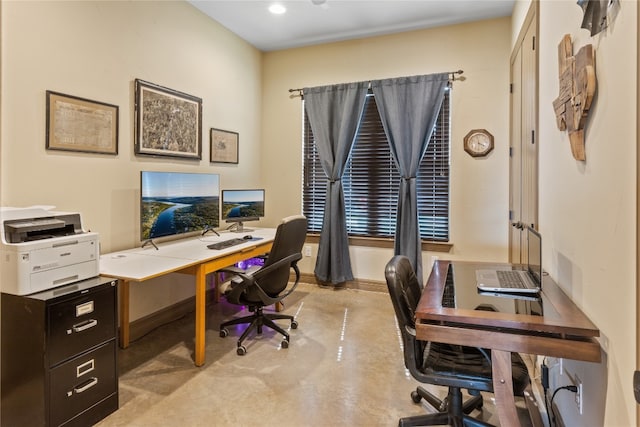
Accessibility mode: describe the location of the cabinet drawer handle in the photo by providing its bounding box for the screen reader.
[72,319,97,333]
[73,377,98,394]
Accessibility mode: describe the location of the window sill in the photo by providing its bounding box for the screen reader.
[304,234,452,253]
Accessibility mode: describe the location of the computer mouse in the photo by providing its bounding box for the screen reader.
[243,235,253,240]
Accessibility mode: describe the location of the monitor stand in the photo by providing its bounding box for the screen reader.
[141,239,159,250]
[227,222,253,233]
[201,227,220,237]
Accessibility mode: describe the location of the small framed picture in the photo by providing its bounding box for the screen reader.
[210,128,239,164]
[134,79,202,160]
[46,91,119,155]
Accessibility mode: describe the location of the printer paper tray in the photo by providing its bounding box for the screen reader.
[27,261,99,295]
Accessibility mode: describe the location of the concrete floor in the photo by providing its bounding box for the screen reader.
[96,282,537,426]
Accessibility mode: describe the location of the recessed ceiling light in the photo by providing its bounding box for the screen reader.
[269,4,286,15]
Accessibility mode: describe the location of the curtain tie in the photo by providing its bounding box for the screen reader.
[401,177,417,182]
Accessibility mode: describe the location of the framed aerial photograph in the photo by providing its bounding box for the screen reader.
[134,79,202,159]
[210,128,239,164]
[46,91,119,155]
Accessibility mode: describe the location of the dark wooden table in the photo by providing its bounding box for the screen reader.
[415,260,600,426]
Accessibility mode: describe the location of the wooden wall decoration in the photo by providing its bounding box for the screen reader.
[552,34,596,161]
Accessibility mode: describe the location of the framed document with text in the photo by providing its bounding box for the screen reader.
[46,91,119,155]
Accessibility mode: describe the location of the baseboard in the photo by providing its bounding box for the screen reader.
[298,272,386,293]
[549,402,566,427]
[126,274,387,341]
[128,292,204,343]
[523,383,546,427]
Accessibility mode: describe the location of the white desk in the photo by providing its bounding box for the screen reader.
[100,228,276,366]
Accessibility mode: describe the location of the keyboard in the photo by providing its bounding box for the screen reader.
[496,270,527,289]
[207,238,246,250]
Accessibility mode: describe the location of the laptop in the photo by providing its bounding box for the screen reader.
[476,226,542,294]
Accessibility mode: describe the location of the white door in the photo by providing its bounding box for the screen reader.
[510,5,538,263]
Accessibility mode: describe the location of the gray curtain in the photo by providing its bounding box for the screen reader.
[371,73,448,283]
[303,82,368,284]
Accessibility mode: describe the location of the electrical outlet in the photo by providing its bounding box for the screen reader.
[575,374,583,415]
[304,245,312,257]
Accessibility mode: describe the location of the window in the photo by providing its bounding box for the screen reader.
[302,90,450,242]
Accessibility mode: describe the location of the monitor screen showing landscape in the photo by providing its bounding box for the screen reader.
[141,171,220,241]
[221,189,265,223]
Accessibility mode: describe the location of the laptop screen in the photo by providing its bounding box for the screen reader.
[527,227,542,284]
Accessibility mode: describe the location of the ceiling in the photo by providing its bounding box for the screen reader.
[188,0,516,52]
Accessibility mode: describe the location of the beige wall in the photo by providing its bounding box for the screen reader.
[536,0,637,425]
[0,1,264,319]
[262,18,514,281]
[1,1,514,319]
[3,2,637,425]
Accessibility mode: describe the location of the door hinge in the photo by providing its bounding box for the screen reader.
[510,83,513,93]
[509,146,513,157]
[531,129,535,145]
[532,35,536,51]
[509,210,513,221]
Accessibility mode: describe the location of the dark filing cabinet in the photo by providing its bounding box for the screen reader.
[1,276,119,426]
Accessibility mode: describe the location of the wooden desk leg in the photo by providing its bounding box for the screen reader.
[214,272,221,303]
[492,349,520,427]
[195,265,206,367]
[119,279,130,349]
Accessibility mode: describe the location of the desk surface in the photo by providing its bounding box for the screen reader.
[416,261,601,362]
[100,228,276,281]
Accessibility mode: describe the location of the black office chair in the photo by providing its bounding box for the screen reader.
[218,215,307,355]
[384,255,531,427]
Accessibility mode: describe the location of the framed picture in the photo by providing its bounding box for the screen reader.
[134,79,202,159]
[46,91,119,155]
[210,128,239,164]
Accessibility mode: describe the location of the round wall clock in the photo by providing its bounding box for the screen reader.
[463,129,494,157]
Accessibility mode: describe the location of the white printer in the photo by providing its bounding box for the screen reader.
[0,207,99,295]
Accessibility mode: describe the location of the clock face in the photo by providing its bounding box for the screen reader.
[464,129,494,157]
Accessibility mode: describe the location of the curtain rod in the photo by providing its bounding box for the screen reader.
[288,70,464,97]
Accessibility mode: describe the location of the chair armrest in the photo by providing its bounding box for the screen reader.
[221,269,257,303]
[251,253,302,278]
[250,261,302,306]
[218,266,245,275]
[223,253,303,306]
[410,319,491,365]
[219,265,262,277]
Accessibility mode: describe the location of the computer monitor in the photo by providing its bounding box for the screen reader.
[221,189,265,232]
[140,171,220,245]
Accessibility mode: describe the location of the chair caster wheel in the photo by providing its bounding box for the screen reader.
[291,320,298,329]
[220,328,229,338]
[281,339,289,349]
[411,390,422,404]
[237,345,247,356]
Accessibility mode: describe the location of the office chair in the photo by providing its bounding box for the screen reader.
[384,255,531,427]
[218,215,307,355]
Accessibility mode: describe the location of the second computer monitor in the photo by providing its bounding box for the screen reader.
[221,189,265,232]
